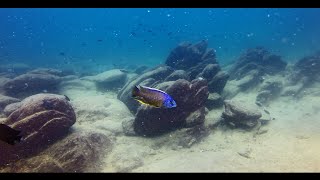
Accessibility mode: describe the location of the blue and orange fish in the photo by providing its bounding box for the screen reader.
[132,85,177,108]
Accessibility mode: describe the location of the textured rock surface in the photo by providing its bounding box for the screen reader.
[229,47,287,80]
[0,93,76,166]
[82,69,128,91]
[3,73,61,98]
[0,95,20,111]
[0,130,112,172]
[222,100,262,129]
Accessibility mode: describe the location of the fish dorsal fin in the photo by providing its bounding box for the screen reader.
[140,85,167,94]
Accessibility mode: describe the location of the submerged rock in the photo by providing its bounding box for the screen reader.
[222,100,262,129]
[0,95,20,112]
[133,78,209,136]
[256,80,283,104]
[0,130,112,172]
[292,52,320,85]
[3,73,61,98]
[0,93,76,166]
[205,93,223,110]
[165,40,228,94]
[164,70,189,81]
[134,65,149,74]
[82,69,128,91]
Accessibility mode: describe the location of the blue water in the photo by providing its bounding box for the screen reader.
[0,8,320,70]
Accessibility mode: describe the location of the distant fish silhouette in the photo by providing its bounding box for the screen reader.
[64,95,70,101]
[59,52,65,56]
[97,39,103,42]
[0,124,22,145]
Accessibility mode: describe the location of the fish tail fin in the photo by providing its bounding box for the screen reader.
[0,124,22,145]
[132,85,141,98]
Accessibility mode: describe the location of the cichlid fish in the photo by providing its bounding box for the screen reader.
[0,124,22,145]
[132,85,177,108]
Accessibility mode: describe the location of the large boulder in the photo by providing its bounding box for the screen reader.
[82,69,128,91]
[0,129,112,172]
[0,93,76,166]
[221,100,262,129]
[133,78,209,136]
[3,73,62,98]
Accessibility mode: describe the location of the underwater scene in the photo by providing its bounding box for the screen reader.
[0,8,320,172]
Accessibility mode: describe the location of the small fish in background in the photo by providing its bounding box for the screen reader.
[0,124,22,145]
[59,52,65,56]
[64,95,70,101]
[97,39,103,42]
[132,85,177,108]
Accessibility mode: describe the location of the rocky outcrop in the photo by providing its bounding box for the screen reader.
[165,40,228,93]
[229,47,287,80]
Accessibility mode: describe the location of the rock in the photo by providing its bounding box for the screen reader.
[44,130,111,172]
[0,130,112,172]
[164,70,189,81]
[59,79,96,93]
[205,93,223,110]
[3,102,22,117]
[0,93,76,165]
[222,100,262,129]
[236,70,261,91]
[133,78,209,136]
[28,68,74,77]
[117,65,174,113]
[134,65,149,74]
[197,64,220,79]
[221,80,241,99]
[0,95,20,111]
[293,52,320,84]
[185,107,206,128]
[3,73,61,98]
[165,40,218,80]
[229,47,287,80]
[256,80,282,104]
[208,71,229,94]
[82,69,127,91]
